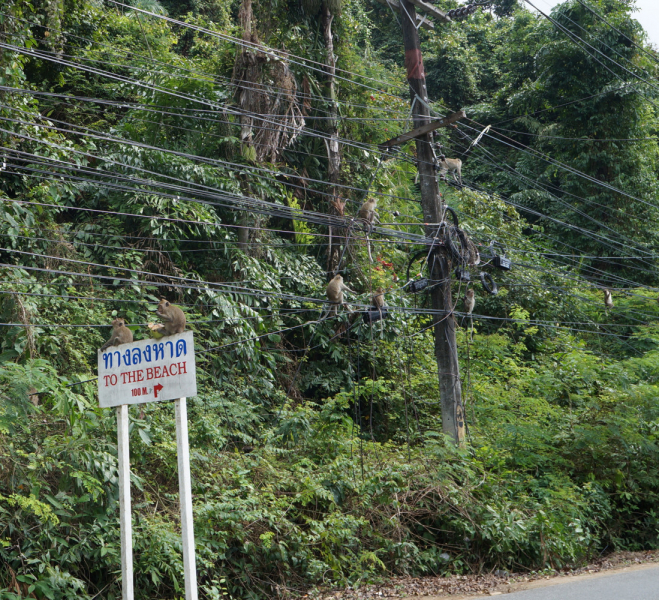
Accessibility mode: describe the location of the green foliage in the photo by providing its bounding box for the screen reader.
[2,0,659,597]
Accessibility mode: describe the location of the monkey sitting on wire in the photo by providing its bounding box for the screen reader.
[324,274,356,318]
[358,198,380,226]
[372,288,385,313]
[438,157,462,187]
[369,288,388,335]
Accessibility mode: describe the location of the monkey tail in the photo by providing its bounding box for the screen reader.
[366,235,373,263]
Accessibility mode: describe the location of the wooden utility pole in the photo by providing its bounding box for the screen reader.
[399,0,465,444]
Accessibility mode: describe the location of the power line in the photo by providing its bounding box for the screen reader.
[491,126,658,142]
[12,131,656,300]
[0,105,427,213]
[2,19,656,300]
[453,144,656,262]
[465,120,659,216]
[10,139,656,296]
[8,104,651,281]
[12,77,652,268]
[490,82,638,126]
[522,0,659,111]
[0,288,330,310]
[7,223,659,322]
[104,0,409,99]
[575,0,659,66]
[0,86,408,194]
[443,120,659,265]
[552,0,659,86]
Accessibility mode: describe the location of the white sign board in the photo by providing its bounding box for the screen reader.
[97,331,196,408]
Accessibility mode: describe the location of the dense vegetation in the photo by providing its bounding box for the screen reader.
[2,0,659,598]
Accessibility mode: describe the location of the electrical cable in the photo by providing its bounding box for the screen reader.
[443,126,659,264]
[103,0,410,98]
[522,0,659,112]
[542,0,659,91]
[5,21,659,298]
[575,0,659,66]
[0,106,431,219]
[11,82,656,270]
[491,126,658,142]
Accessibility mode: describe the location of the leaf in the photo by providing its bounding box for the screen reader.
[138,427,152,445]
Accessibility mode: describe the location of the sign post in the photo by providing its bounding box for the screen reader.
[176,397,198,599]
[98,331,198,600]
[117,404,134,600]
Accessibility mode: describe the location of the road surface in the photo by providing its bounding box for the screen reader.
[475,564,659,600]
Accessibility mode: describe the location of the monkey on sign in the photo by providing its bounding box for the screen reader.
[149,299,187,337]
[100,299,186,351]
[101,318,134,350]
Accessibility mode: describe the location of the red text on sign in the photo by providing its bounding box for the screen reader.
[146,361,187,380]
[103,374,118,387]
[102,362,188,387]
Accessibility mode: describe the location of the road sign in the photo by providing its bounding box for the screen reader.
[99,330,199,600]
[97,331,196,408]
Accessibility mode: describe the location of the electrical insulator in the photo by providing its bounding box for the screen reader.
[448,4,479,21]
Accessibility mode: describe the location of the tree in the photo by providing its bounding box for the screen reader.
[491,0,659,283]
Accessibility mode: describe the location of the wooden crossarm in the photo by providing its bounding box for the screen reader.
[372,0,435,30]
[378,110,466,150]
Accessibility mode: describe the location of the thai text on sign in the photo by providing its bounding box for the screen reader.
[97,331,197,408]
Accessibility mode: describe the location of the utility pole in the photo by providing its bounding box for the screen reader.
[399,0,465,444]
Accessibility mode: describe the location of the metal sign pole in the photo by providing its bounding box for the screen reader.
[175,397,198,600]
[117,404,134,600]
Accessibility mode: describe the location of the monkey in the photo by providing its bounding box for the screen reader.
[100,318,134,351]
[371,288,387,334]
[463,289,475,340]
[372,288,385,310]
[326,274,356,317]
[27,387,39,407]
[604,289,614,310]
[438,158,462,186]
[357,199,380,262]
[149,299,186,336]
[464,289,475,315]
[358,198,380,225]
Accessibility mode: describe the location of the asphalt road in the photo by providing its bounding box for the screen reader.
[483,565,659,600]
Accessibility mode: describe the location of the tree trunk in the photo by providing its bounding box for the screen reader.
[323,4,343,276]
[235,0,255,253]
